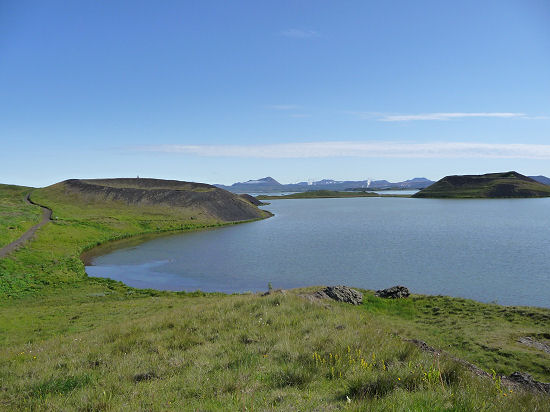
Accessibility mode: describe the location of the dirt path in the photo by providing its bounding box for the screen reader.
[0,193,52,258]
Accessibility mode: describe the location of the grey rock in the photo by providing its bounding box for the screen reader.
[508,372,550,394]
[517,336,550,354]
[133,371,157,383]
[316,286,363,305]
[375,286,410,299]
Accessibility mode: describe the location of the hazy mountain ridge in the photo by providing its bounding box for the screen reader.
[529,175,550,185]
[216,176,434,193]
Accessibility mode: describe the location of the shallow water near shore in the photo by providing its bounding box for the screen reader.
[86,197,550,307]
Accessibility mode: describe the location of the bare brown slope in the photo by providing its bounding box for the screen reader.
[238,193,267,206]
[60,178,269,222]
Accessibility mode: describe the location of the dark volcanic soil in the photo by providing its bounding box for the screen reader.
[439,172,534,188]
[413,171,550,198]
[62,178,268,222]
[238,193,266,206]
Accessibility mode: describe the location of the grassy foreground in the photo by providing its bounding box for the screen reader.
[0,183,549,410]
[1,286,549,411]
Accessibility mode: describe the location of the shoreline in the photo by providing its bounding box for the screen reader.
[80,213,273,266]
[78,203,548,309]
[82,233,549,309]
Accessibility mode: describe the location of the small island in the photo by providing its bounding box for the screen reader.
[256,190,381,199]
[413,171,550,198]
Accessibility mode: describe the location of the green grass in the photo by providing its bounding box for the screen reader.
[360,293,550,381]
[0,182,549,410]
[1,287,548,411]
[0,184,41,248]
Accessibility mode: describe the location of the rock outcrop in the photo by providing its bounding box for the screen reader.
[315,286,363,305]
[517,336,550,354]
[406,338,550,394]
[508,372,550,394]
[375,286,410,299]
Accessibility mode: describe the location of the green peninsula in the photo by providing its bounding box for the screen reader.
[413,171,550,199]
[257,190,380,199]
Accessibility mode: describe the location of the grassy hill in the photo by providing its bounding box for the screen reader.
[413,172,550,198]
[0,178,270,299]
[45,178,269,222]
[0,179,549,410]
[1,285,549,410]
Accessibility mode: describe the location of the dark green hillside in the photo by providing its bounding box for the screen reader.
[413,172,550,198]
[47,178,269,222]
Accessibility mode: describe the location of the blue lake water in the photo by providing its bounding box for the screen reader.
[86,197,550,307]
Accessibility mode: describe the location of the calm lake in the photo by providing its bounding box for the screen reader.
[86,197,550,307]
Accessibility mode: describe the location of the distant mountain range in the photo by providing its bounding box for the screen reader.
[215,176,436,193]
[216,174,550,193]
[529,175,550,185]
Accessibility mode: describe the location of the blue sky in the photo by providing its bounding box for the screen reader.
[1,0,550,187]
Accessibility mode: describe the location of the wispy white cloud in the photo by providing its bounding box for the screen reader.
[381,112,526,121]
[351,112,533,121]
[135,141,550,159]
[279,28,320,38]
